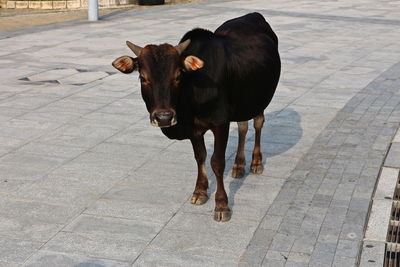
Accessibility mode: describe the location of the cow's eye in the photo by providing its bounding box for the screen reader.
[174,73,182,82]
[139,76,148,83]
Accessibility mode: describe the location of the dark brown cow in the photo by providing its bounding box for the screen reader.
[112,12,281,222]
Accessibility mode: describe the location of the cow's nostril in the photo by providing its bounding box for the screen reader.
[155,111,174,124]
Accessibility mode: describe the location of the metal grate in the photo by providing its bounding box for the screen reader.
[385,175,400,267]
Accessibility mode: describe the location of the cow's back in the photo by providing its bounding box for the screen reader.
[215,12,281,122]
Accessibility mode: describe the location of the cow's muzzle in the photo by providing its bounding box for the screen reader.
[151,110,177,128]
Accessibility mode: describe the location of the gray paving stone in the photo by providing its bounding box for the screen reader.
[340,222,365,241]
[384,143,400,168]
[309,242,336,266]
[0,152,65,172]
[0,197,82,241]
[261,259,285,267]
[24,251,130,267]
[239,244,269,266]
[359,241,385,267]
[0,238,42,264]
[269,233,296,252]
[11,184,99,207]
[58,71,109,85]
[15,142,86,159]
[27,68,79,82]
[288,251,311,263]
[335,239,360,258]
[36,134,105,149]
[64,214,163,243]
[264,250,289,262]
[42,232,147,262]
[332,256,357,267]
[0,164,46,181]
[285,262,308,267]
[149,227,254,260]
[133,249,236,267]
[102,185,190,206]
[84,198,178,225]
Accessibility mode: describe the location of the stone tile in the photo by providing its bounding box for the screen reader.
[309,242,336,266]
[64,214,162,242]
[239,244,268,266]
[259,215,283,231]
[15,142,86,159]
[0,164,46,181]
[261,259,286,267]
[0,135,27,149]
[11,182,99,206]
[393,128,400,143]
[359,241,385,267]
[166,211,258,234]
[0,261,20,267]
[335,239,360,258]
[332,256,356,267]
[384,143,400,168]
[0,177,33,195]
[374,167,399,199]
[36,134,104,149]
[0,238,42,263]
[27,68,79,82]
[149,227,254,260]
[50,156,129,179]
[269,233,295,252]
[0,152,65,172]
[133,249,237,267]
[102,185,190,206]
[288,251,311,263]
[364,199,392,242]
[340,222,364,241]
[84,198,179,224]
[24,251,130,267]
[42,232,146,262]
[58,71,109,85]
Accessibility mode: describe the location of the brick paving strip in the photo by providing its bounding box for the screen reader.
[0,0,400,266]
[241,62,400,266]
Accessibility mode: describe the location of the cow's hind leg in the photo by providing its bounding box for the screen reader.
[211,124,231,222]
[190,135,209,205]
[231,121,248,178]
[251,113,265,174]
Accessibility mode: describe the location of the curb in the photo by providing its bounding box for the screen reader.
[360,128,400,266]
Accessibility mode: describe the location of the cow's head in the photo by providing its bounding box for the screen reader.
[112,40,204,128]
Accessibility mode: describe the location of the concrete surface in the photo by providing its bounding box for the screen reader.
[0,0,400,266]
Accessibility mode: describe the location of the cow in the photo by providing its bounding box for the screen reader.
[112,12,281,222]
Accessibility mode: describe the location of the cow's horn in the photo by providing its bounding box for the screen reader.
[175,39,191,54]
[126,41,143,57]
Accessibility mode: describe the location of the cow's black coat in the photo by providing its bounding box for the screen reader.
[161,12,280,140]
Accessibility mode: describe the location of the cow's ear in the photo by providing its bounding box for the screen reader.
[183,56,204,72]
[112,56,138,74]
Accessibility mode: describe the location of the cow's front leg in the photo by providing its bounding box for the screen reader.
[190,134,209,205]
[211,124,231,222]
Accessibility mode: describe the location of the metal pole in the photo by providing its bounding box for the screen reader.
[88,0,98,21]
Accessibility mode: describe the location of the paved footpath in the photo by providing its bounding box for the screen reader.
[0,0,400,266]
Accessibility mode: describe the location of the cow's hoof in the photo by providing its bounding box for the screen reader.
[214,209,231,222]
[191,193,208,205]
[250,163,263,174]
[231,166,245,179]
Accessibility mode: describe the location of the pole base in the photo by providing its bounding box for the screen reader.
[139,0,164,5]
